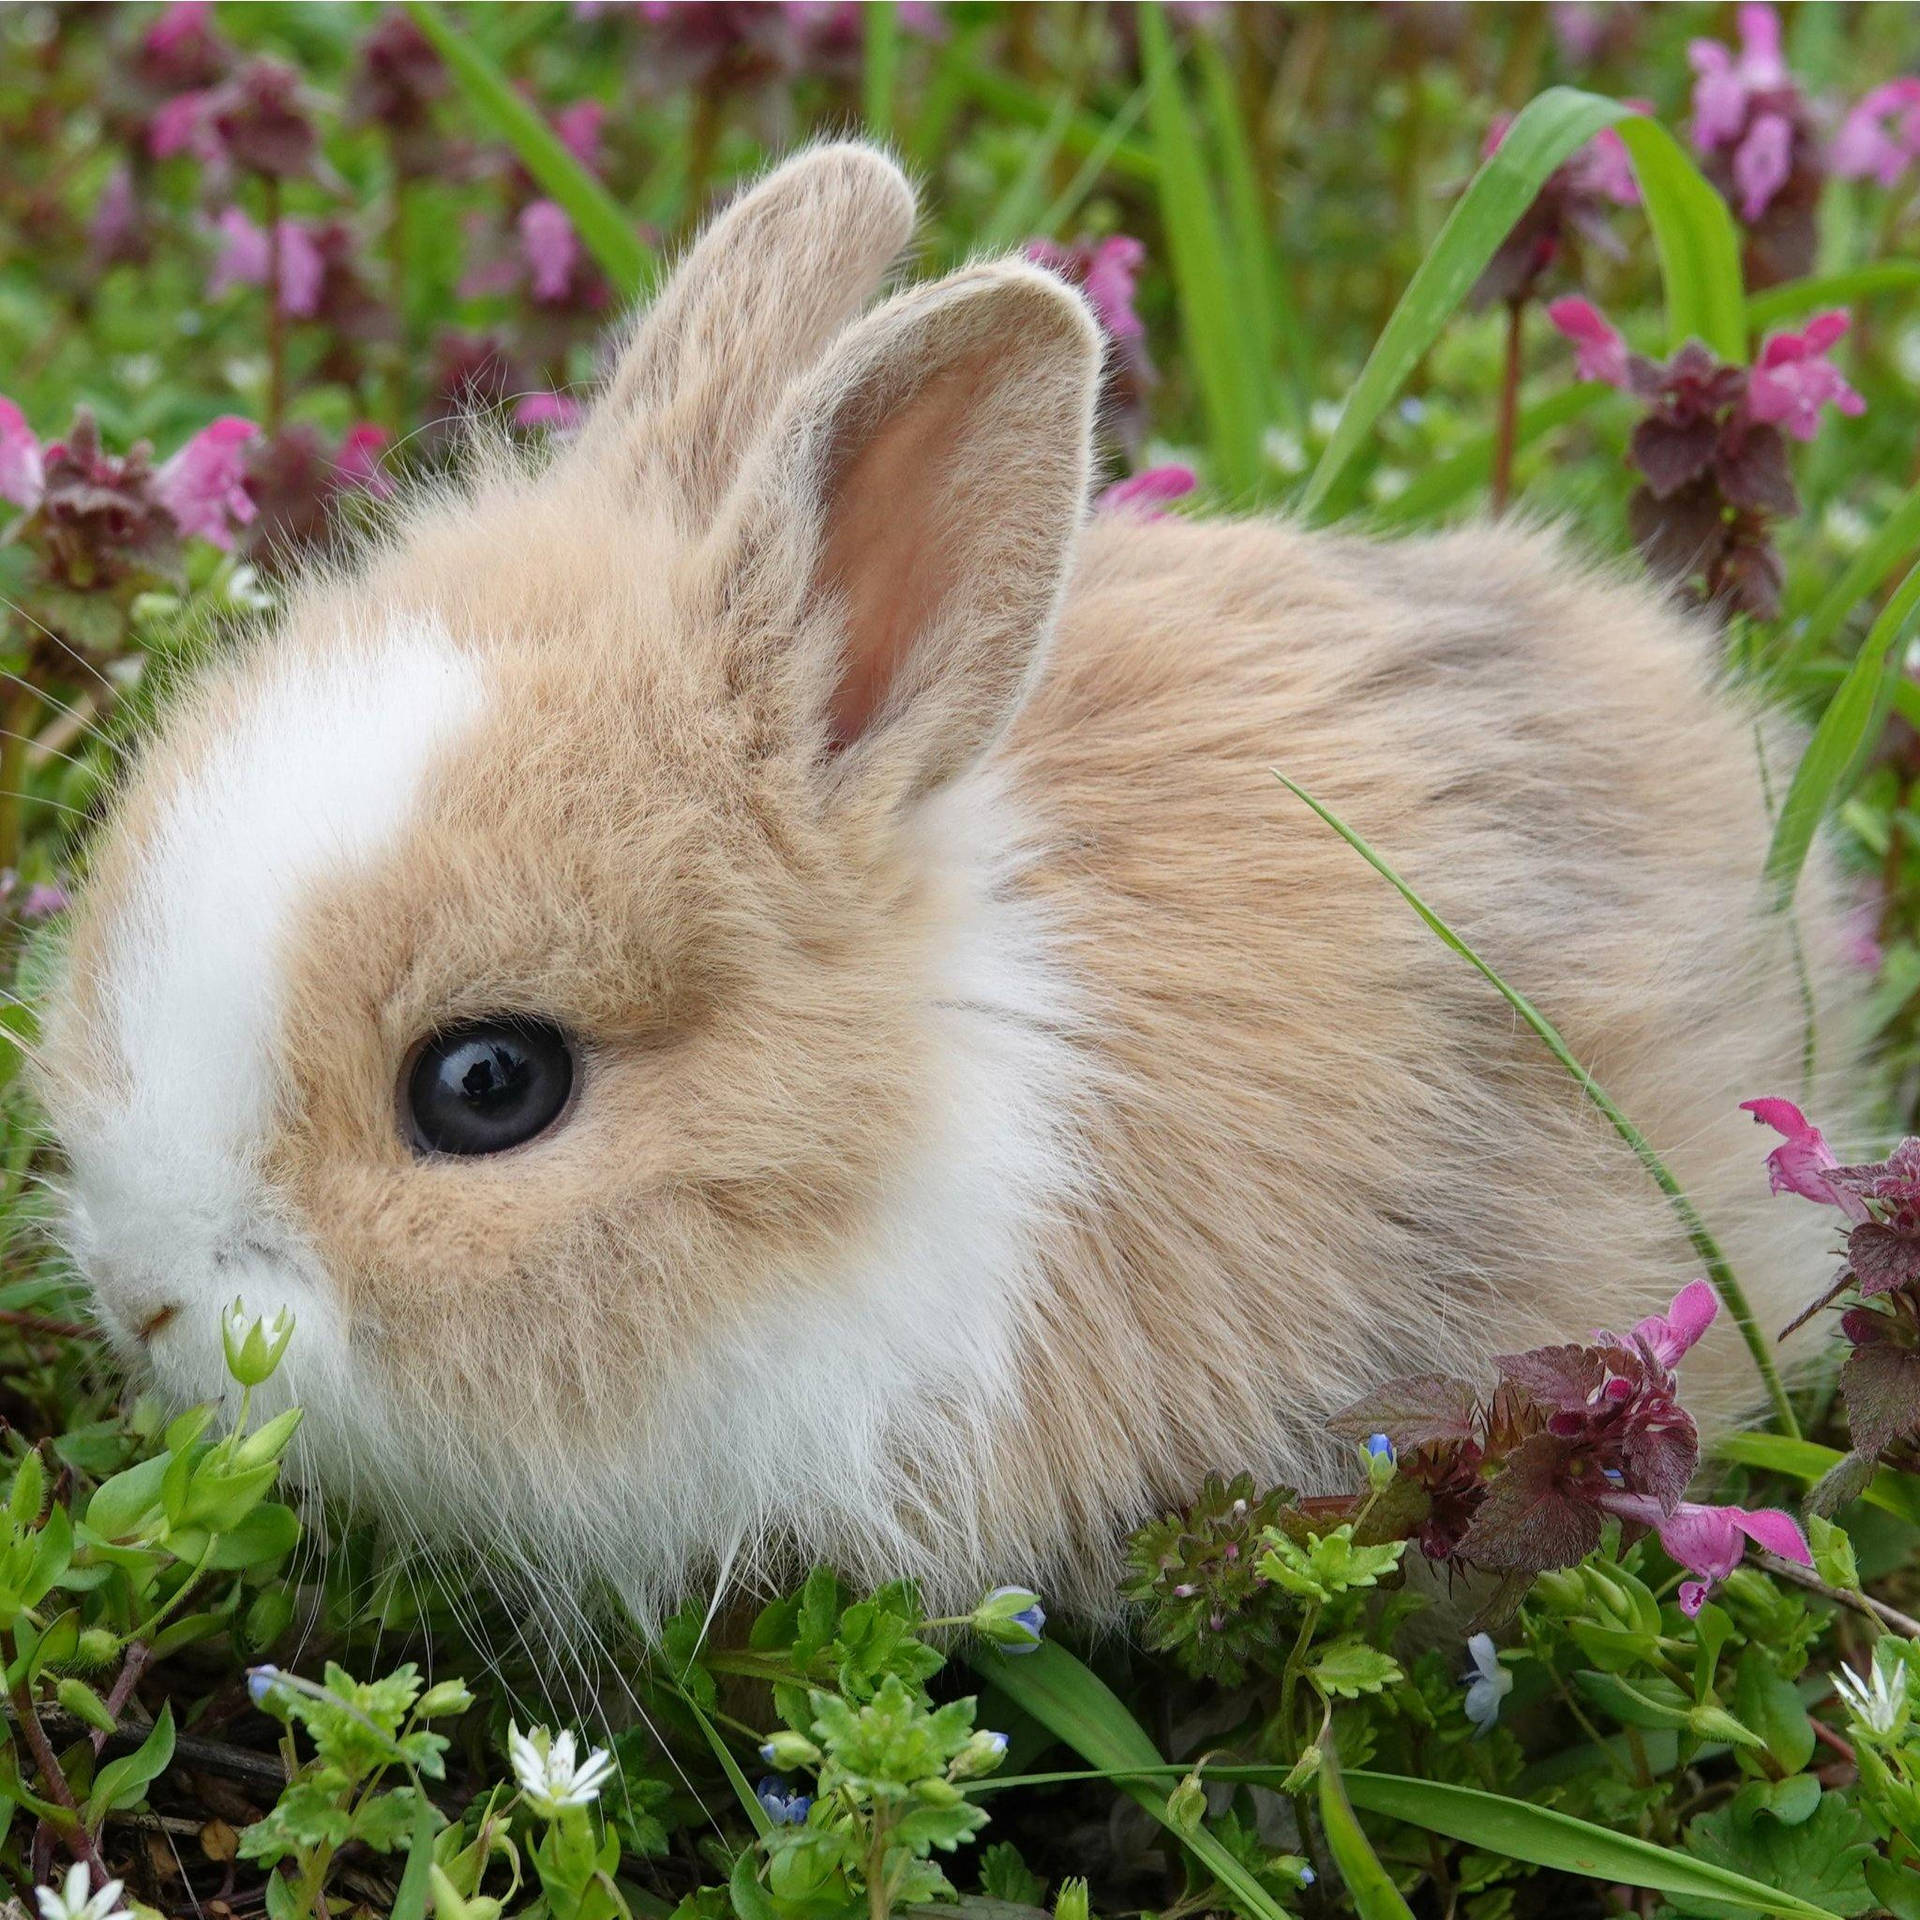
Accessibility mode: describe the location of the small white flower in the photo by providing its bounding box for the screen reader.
[1461,1633,1513,1736]
[37,1863,133,1920]
[509,1722,616,1817]
[1835,1648,1908,1738]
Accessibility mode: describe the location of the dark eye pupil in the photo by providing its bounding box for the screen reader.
[406,1019,573,1156]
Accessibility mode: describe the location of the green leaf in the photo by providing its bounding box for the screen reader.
[1301,89,1742,522]
[1747,260,1920,331]
[1273,773,1796,1435]
[402,4,652,297]
[1732,1647,1814,1775]
[86,1702,174,1826]
[1307,1639,1402,1701]
[1613,115,1746,359]
[1765,556,1920,906]
[1715,1432,1920,1526]
[1343,1771,1847,1919]
[389,1790,443,1920]
[674,1681,773,1841]
[1674,1791,1874,1919]
[971,1642,1298,1920]
[87,1452,169,1540]
[1318,1742,1414,1920]
[1138,4,1266,498]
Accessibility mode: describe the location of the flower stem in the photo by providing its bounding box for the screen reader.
[1490,296,1525,515]
[0,679,40,880]
[3,1627,108,1878]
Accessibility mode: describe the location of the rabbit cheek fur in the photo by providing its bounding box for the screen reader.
[42,141,1851,1624]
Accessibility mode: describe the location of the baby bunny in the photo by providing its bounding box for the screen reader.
[41,141,1852,1622]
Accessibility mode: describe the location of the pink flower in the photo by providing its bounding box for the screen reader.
[19,883,69,922]
[553,100,606,172]
[206,208,326,317]
[155,416,260,549]
[518,200,581,304]
[1690,3,1786,146]
[1741,1097,1870,1220]
[1618,1280,1718,1372]
[0,398,45,513]
[148,87,219,161]
[1545,297,1631,389]
[1098,465,1196,516]
[1596,1489,1810,1614]
[1689,4,1799,218]
[335,424,395,498]
[1746,311,1865,441]
[513,393,587,432]
[1831,78,1920,188]
[1027,235,1147,346]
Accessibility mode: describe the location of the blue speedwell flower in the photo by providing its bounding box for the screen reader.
[1366,1433,1394,1460]
[1461,1633,1513,1736]
[977,1586,1047,1653]
[755,1775,813,1825]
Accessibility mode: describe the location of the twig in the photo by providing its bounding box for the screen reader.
[1490,294,1525,515]
[21,1708,289,1792]
[1758,1549,1920,1636]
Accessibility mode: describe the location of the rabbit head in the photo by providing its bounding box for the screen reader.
[40,143,1104,1618]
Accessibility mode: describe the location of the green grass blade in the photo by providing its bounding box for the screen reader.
[388,1790,440,1920]
[1301,89,1744,523]
[675,1684,774,1840]
[1192,30,1304,432]
[1344,1772,1844,1919]
[1372,383,1608,526]
[1034,79,1156,239]
[405,2,652,297]
[862,1,899,139]
[959,67,1157,184]
[1274,773,1798,1436]
[1747,260,1920,331]
[1140,3,1267,498]
[1319,1745,1416,1920]
[1765,557,1920,906]
[1717,1432,1920,1527]
[1791,475,1920,663]
[972,1644,1297,1920]
[1612,115,1746,359]
[977,72,1086,255]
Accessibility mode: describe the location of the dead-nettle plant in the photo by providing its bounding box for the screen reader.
[1746,1099,1920,1504]
[1544,300,1864,624]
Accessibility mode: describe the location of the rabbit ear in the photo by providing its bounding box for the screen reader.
[712,259,1101,808]
[595,141,916,520]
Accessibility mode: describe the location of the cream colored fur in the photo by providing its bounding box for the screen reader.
[39,142,1858,1623]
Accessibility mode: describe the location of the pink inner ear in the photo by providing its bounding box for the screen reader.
[816,366,977,750]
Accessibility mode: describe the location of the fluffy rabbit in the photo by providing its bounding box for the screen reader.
[40,142,1853,1621]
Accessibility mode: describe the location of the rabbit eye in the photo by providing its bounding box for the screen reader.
[404,1018,574,1157]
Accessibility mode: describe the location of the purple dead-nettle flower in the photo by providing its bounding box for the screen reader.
[1473,115,1640,307]
[515,393,588,433]
[156,417,260,551]
[520,200,583,304]
[19,884,70,923]
[1741,1098,1870,1219]
[348,11,449,169]
[1832,78,1920,189]
[1027,235,1156,450]
[31,412,183,593]
[1746,311,1867,441]
[0,399,46,514]
[553,99,608,172]
[205,57,321,179]
[1618,1278,1718,1372]
[1098,465,1196,516]
[754,1775,813,1825]
[1687,3,1822,283]
[1461,1633,1512,1735]
[206,208,327,314]
[1593,1490,1810,1616]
